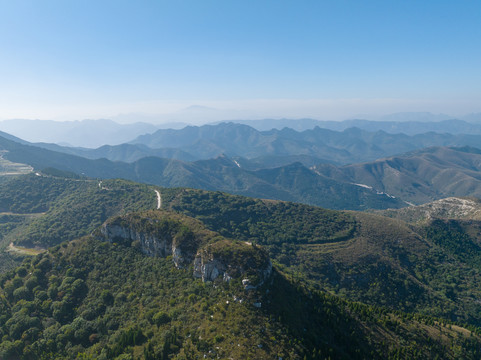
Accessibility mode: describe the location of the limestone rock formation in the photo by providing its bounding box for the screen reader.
[98,212,273,285]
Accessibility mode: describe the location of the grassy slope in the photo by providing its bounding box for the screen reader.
[1,212,480,359]
[162,188,481,328]
[0,174,161,273]
[314,146,481,205]
[379,197,481,223]
[0,134,406,211]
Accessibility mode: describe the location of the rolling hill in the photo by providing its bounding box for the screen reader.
[0,174,160,274]
[161,188,481,328]
[33,122,481,165]
[128,122,481,164]
[4,173,481,329]
[0,134,405,211]
[7,130,481,210]
[1,196,481,359]
[314,146,481,205]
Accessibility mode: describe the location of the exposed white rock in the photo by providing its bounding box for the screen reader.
[193,248,272,286]
[100,216,273,285]
[193,256,227,282]
[394,197,481,221]
[100,222,192,268]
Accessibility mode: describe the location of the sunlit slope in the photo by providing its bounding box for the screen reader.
[1,210,480,359]
[163,188,481,327]
[314,146,481,204]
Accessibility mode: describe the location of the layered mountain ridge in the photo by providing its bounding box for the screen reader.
[5,127,481,209]
[2,175,481,358]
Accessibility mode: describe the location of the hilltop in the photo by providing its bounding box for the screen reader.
[3,174,481,330]
[380,197,481,223]
[161,188,481,328]
[5,126,481,210]
[1,208,481,359]
[314,146,481,205]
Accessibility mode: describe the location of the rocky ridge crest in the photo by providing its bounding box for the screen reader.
[98,211,272,287]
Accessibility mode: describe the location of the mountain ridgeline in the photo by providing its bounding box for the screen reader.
[6,127,481,209]
[3,119,481,357]
[0,132,405,211]
[2,178,481,358]
[42,122,481,165]
[313,146,481,205]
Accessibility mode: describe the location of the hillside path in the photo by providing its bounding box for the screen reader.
[8,242,45,256]
[155,190,162,209]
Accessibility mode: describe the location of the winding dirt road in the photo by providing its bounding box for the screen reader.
[155,190,162,209]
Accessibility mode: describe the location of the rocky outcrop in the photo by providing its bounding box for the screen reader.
[381,196,481,223]
[99,213,273,286]
[193,240,272,288]
[99,217,197,268]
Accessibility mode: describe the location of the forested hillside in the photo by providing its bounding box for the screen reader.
[7,132,481,210]
[0,174,159,272]
[1,210,480,359]
[0,174,157,248]
[1,174,481,357]
[163,189,481,327]
[3,175,481,330]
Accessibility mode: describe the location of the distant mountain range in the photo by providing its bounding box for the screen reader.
[30,122,481,165]
[0,133,404,210]
[4,129,481,209]
[220,112,481,132]
[0,119,160,148]
[313,146,481,205]
[2,112,481,148]
[127,123,481,164]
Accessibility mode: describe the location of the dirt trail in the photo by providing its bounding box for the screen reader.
[155,190,162,209]
[8,242,45,256]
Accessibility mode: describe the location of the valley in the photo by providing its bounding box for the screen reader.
[1,168,481,357]
[5,125,481,210]
[2,2,480,358]
[0,151,32,177]
[1,123,481,358]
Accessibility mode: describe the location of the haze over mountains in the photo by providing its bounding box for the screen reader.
[3,174,481,358]
[2,0,481,356]
[4,113,481,358]
[2,111,481,148]
[3,117,481,210]
[0,119,172,148]
[10,120,481,167]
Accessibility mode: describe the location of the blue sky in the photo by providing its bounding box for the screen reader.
[0,0,480,121]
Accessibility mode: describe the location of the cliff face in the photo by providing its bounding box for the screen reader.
[98,212,273,285]
[99,216,197,268]
[193,240,272,288]
[100,223,169,256]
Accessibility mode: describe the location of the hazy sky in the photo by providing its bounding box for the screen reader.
[0,1,480,122]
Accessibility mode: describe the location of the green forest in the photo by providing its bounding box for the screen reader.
[1,174,481,358]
